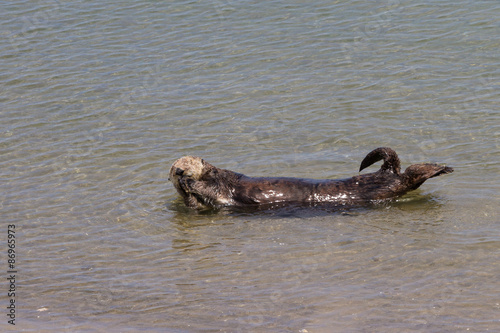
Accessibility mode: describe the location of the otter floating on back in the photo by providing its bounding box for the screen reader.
[169,147,453,209]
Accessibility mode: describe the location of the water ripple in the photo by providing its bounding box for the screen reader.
[1,0,499,331]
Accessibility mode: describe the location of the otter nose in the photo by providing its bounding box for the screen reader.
[175,168,184,176]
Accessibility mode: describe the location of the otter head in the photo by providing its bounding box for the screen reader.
[169,156,227,209]
[170,156,240,209]
[168,156,207,208]
[169,156,205,183]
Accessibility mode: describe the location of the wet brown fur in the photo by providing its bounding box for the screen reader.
[169,147,453,209]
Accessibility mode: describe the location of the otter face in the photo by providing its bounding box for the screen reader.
[169,156,236,209]
[169,156,205,183]
[169,156,207,207]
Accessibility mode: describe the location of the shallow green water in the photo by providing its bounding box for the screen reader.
[1,0,499,332]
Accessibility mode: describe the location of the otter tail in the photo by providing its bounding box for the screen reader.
[359,147,401,175]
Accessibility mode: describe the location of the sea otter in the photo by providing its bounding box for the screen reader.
[169,147,453,209]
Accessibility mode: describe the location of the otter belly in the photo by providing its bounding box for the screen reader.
[232,175,400,205]
[234,177,316,204]
[233,173,404,206]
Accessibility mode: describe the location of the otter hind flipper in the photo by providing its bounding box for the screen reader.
[359,147,401,175]
[402,163,454,191]
[431,165,454,178]
[406,163,454,179]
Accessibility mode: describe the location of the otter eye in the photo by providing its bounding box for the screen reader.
[175,168,184,176]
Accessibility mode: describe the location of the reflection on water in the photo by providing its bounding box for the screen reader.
[1,0,499,331]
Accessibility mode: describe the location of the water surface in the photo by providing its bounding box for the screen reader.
[1,0,499,332]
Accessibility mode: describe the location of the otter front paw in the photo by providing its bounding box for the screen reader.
[179,176,196,194]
